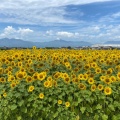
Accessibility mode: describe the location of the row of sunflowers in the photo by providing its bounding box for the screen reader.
[0,47,120,120]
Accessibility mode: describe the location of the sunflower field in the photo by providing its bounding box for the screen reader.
[0,47,120,120]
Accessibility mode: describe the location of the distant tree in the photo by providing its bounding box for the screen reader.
[67,46,72,49]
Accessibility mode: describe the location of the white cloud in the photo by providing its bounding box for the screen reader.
[112,12,120,18]
[57,31,74,37]
[46,30,54,36]
[0,26,33,39]
[0,0,112,25]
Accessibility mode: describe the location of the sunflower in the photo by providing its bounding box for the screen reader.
[65,102,70,107]
[97,84,104,91]
[106,68,113,75]
[32,46,37,49]
[16,71,26,80]
[117,72,120,80]
[28,86,34,92]
[58,100,62,105]
[78,74,83,80]
[95,67,101,74]
[91,84,96,92]
[64,77,70,84]
[71,74,76,79]
[44,81,50,88]
[100,75,106,81]
[73,78,79,84]
[78,83,86,90]
[39,93,44,99]
[104,77,112,84]
[104,87,112,95]
[11,61,16,66]
[0,77,6,83]
[91,62,97,68]
[62,73,69,79]
[8,75,15,82]
[53,73,59,79]
[88,78,95,84]
[84,64,90,70]
[26,76,33,83]
[10,82,16,88]
[47,76,52,81]
[32,73,38,80]
[17,62,23,67]
[53,80,57,87]
[20,68,26,72]
[83,74,88,80]
[3,92,7,98]
[110,76,116,82]
[38,72,46,81]
[0,68,4,74]
[28,68,35,74]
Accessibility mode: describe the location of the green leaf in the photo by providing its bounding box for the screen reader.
[48,97,52,102]
[108,104,115,111]
[80,107,86,114]
[102,114,108,120]
[94,114,99,120]
[58,107,61,112]
[68,96,72,101]
[10,104,17,110]
[112,115,118,120]
[21,107,27,113]
[96,104,102,109]
[53,112,58,118]
[74,102,78,106]
[18,100,24,107]
[78,98,83,103]
[17,116,22,120]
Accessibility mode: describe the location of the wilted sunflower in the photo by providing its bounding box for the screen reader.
[104,87,112,95]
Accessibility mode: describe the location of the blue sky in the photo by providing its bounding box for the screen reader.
[0,0,120,43]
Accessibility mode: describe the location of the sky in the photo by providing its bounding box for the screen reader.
[0,0,120,43]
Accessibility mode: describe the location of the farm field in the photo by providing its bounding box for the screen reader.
[0,47,120,120]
